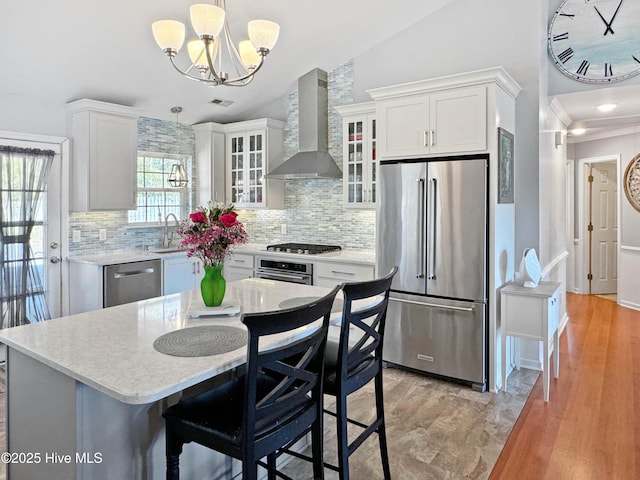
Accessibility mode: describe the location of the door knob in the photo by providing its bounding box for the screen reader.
[50,256,62,264]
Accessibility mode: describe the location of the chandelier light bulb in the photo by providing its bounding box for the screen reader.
[239,40,260,68]
[152,20,186,52]
[248,20,280,51]
[188,40,216,67]
[190,4,225,38]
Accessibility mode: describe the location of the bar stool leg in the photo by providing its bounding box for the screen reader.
[336,395,350,480]
[267,452,277,480]
[165,428,183,480]
[311,417,324,480]
[375,371,391,480]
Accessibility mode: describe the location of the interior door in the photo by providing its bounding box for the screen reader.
[589,161,617,295]
[0,133,63,320]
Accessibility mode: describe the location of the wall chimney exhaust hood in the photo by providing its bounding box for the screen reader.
[266,69,342,179]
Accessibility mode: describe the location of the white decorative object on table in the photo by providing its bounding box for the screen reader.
[188,298,241,317]
[519,248,542,288]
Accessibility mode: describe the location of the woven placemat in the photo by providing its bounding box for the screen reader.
[279,297,343,314]
[153,325,247,357]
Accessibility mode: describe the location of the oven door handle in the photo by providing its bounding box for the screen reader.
[256,271,309,282]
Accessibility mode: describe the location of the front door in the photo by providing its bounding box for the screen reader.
[0,133,64,322]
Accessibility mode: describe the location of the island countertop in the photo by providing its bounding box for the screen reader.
[0,278,334,405]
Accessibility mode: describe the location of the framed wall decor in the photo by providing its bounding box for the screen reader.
[623,153,640,212]
[498,127,514,204]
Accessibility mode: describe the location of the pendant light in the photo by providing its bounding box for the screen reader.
[168,107,189,188]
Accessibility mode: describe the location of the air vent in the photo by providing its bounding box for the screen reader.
[209,98,234,107]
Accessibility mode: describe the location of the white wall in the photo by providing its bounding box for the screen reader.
[571,130,640,309]
[349,0,543,266]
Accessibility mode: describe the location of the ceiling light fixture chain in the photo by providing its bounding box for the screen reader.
[152,0,279,87]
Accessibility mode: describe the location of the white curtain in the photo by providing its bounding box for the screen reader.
[0,146,53,328]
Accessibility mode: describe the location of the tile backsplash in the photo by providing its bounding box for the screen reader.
[68,59,375,256]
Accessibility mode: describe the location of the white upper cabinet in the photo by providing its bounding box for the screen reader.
[224,119,284,209]
[336,102,377,208]
[193,122,226,207]
[194,118,284,209]
[66,99,139,211]
[374,86,486,159]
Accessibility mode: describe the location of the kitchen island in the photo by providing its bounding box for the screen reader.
[0,278,335,480]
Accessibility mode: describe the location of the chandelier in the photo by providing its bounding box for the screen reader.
[151,0,280,87]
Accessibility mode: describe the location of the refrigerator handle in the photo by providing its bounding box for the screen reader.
[391,297,475,312]
[428,178,437,280]
[417,177,426,279]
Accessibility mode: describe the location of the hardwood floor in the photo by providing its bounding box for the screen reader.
[490,292,640,480]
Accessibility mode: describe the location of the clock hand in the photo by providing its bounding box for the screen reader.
[593,5,615,35]
[608,0,625,31]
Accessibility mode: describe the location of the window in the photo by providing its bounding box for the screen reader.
[128,152,192,224]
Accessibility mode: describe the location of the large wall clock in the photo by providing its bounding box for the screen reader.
[548,0,640,83]
[624,154,640,212]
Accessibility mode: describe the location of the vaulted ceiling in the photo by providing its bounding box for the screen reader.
[1,0,455,126]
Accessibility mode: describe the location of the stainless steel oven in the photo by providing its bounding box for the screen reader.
[254,257,313,285]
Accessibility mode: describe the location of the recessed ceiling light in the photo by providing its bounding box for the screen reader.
[570,127,586,136]
[596,103,618,113]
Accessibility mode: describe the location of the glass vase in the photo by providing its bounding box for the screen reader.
[200,264,226,307]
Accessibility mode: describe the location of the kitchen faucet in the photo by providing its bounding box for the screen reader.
[163,213,180,248]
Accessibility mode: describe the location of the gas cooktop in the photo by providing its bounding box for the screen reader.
[266,243,342,255]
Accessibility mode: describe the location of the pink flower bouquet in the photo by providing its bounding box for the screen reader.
[178,203,248,267]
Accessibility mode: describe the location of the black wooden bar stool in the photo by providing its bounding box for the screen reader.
[284,267,398,479]
[162,285,340,480]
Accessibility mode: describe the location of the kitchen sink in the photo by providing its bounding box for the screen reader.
[148,246,187,253]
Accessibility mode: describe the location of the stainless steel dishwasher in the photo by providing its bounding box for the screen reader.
[103,259,162,307]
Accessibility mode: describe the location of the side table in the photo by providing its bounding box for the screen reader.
[500,281,561,402]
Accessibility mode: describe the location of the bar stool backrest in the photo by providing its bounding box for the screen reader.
[335,266,398,395]
[241,285,340,455]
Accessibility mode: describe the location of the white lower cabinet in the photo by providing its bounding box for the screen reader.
[314,261,375,288]
[163,256,203,295]
[224,254,255,282]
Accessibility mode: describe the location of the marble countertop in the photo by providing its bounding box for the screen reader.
[68,243,375,266]
[0,278,337,405]
[67,249,188,266]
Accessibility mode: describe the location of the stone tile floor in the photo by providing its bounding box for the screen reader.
[0,365,537,480]
[283,366,538,480]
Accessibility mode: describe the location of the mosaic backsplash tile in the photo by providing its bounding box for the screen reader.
[68,60,375,256]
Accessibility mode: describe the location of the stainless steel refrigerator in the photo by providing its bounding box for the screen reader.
[378,155,488,391]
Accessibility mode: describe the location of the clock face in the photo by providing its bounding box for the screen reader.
[548,0,640,83]
[624,154,640,212]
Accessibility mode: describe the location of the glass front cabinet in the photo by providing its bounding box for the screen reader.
[225,118,284,209]
[336,102,377,209]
